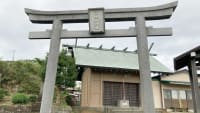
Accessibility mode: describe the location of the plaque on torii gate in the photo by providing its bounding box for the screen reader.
[25,2,177,113]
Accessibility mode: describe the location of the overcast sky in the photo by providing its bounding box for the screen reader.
[0,0,200,71]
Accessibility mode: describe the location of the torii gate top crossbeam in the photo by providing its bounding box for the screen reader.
[25,1,177,24]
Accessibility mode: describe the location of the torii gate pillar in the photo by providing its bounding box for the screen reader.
[136,16,155,112]
[40,20,62,113]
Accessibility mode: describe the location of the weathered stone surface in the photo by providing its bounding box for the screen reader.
[29,27,172,39]
[89,8,105,34]
[25,1,177,23]
[0,105,72,113]
[39,20,63,113]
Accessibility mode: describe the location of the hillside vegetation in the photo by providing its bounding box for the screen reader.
[0,49,77,105]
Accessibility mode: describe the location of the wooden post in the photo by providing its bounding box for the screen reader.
[135,16,155,113]
[188,52,200,113]
[40,19,63,113]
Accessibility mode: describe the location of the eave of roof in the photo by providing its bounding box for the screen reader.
[161,80,200,86]
[174,45,200,70]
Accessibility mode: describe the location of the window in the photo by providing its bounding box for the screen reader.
[163,89,172,108]
[164,89,190,109]
[103,81,139,107]
[179,90,186,99]
[186,90,193,109]
[164,89,171,99]
[172,90,178,99]
[186,90,192,100]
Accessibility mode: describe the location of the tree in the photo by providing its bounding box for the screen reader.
[36,49,78,104]
[0,60,16,89]
[0,60,42,97]
[56,49,78,88]
[34,58,47,82]
[12,60,41,95]
[36,49,78,89]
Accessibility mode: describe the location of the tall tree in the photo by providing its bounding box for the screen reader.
[36,49,78,88]
[56,49,78,88]
[36,49,78,104]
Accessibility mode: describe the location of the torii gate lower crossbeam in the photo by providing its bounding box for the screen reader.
[25,2,177,113]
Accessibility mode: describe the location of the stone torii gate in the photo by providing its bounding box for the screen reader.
[25,2,177,113]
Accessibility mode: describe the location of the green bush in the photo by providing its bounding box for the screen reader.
[66,95,76,106]
[12,93,29,104]
[29,95,37,103]
[0,88,7,100]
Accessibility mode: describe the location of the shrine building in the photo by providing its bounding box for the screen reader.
[67,45,172,109]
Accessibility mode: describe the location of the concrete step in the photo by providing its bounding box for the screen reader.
[105,107,142,113]
[111,110,142,113]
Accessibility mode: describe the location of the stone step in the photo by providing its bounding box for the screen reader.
[111,110,142,113]
[105,107,142,113]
